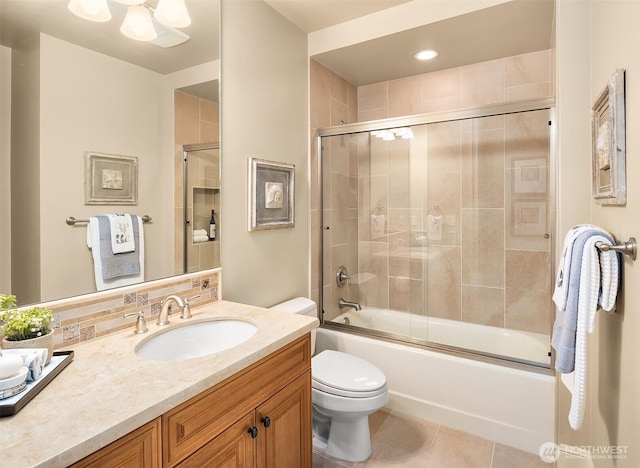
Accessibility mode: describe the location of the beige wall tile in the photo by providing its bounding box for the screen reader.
[310,60,331,130]
[199,98,218,124]
[460,58,505,107]
[506,250,552,333]
[462,127,505,209]
[330,71,349,105]
[174,90,199,145]
[505,82,552,101]
[461,285,504,327]
[426,246,462,320]
[505,49,551,88]
[461,208,505,288]
[330,97,348,126]
[388,75,422,118]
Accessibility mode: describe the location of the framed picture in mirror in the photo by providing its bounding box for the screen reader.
[248,158,295,231]
[592,68,626,205]
[85,152,138,205]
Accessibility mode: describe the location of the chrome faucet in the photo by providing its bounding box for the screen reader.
[338,298,362,311]
[157,295,186,326]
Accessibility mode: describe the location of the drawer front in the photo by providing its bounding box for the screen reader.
[163,334,310,466]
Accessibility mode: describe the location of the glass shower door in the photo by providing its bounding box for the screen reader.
[183,143,220,273]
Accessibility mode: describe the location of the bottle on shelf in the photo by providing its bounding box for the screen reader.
[209,209,217,241]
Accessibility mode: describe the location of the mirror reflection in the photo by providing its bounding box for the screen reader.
[0,0,220,306]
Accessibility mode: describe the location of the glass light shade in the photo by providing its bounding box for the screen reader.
[154,0,191,28]
[120,5,157,41]
[67,0,111,22]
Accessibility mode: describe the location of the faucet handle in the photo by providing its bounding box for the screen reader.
[336,266,352,288]
[124,311,148,334]
[181,294,201,319]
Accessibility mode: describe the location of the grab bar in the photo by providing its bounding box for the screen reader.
[66,215,152,226]
[595,237,636,260]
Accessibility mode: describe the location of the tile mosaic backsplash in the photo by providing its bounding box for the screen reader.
[29,269,221,349]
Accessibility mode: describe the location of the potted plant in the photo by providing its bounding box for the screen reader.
[1,294,54,365]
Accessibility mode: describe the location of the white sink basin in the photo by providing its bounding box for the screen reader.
[135,319,258,361]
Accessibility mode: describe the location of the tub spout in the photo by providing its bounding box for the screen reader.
[338,298,362,311]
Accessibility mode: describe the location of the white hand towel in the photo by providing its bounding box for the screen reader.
[193,229,208,237]
[193,235,210,243]
[108,214,135,254]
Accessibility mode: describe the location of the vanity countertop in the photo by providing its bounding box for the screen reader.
[0,300,318,467]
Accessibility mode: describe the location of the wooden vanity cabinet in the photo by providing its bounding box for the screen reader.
[164,334,312,467]
[71,334,312,468]
[70,418,161,468]
[178,372,310,468]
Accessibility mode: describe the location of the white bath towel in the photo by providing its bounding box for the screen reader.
[87,216,145,291]
[563,235,619,430]
[552,224,601,312]
[193,236,209,243]
[193,229,208,237]
[107,214,135,254]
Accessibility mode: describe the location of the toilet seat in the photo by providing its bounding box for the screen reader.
[312,350,387,398]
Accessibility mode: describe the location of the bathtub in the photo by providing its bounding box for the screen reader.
[331,308,551,364]
[318,310,555,454]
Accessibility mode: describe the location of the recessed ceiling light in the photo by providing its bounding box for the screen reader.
[414,49,439,61]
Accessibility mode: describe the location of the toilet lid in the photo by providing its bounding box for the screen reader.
[312,350,386,394]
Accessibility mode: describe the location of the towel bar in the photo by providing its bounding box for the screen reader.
[66,215,152,226]
[595,237,636,260]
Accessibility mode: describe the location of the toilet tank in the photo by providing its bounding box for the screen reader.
[270,297,317,353]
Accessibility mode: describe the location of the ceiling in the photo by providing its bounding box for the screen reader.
[0,0,555,86]
[292,0,556,86]
[0,0,219,75]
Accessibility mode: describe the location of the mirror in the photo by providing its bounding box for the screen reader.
[0,0,220,306]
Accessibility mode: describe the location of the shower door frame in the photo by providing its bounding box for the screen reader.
[316,97,556,371]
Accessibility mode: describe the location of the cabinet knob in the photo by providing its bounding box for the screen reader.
[248,426,259,439]
[261,416,271,428]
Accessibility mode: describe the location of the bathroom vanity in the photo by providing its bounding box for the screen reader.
[0,301,317,467]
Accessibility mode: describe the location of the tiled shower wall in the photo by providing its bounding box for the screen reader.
[174,90,220,275]
[311,49,554,335]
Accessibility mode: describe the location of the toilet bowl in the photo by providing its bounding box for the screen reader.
[270,298,389,462]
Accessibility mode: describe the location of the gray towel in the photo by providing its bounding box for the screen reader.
[97,215,141,280]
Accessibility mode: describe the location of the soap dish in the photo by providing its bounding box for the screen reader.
[0,381,27,400]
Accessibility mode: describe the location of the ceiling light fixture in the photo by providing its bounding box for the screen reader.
[67,0,111,22]
[120,4,157,41]
[414,49,439,61]
[154,0,191,28]
[67,0,191,46]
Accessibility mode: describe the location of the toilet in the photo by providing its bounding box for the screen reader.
[270,297,388,462]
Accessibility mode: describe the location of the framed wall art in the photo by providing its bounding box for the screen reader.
[248,158,295,231]
[592,68,626,205]
[85,152,138,205]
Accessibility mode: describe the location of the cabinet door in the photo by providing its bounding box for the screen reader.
[177,412,256,468]
[71,418,161,468]
[256,371,312,468]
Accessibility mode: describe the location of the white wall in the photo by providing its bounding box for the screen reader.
[0,46,11,293]
[38,34,168,301]
[220,0,309,306]
[556,1,640,467]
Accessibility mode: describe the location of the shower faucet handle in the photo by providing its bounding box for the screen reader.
[336,266,352,288]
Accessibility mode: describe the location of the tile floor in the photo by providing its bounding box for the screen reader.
[312,409,552,468]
